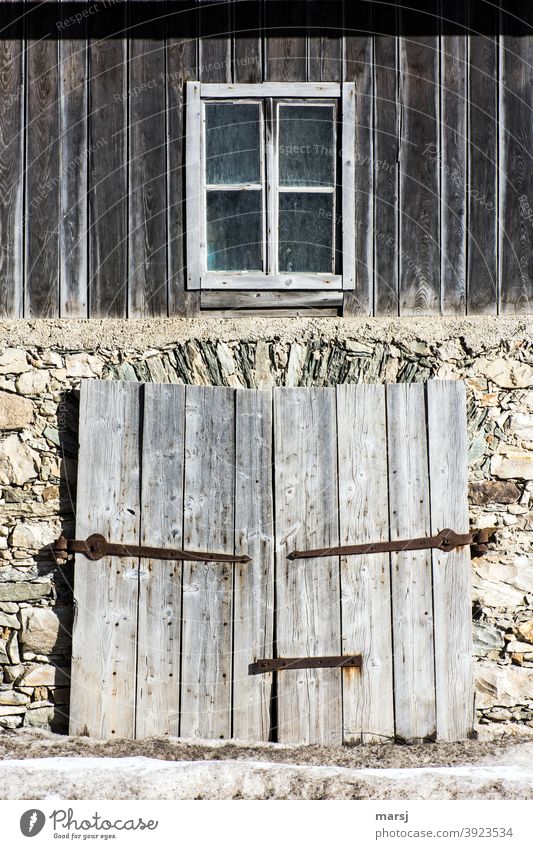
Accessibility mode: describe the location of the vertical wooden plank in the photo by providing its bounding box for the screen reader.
[167,1,200,316]
[343,0,373,315]
[500,0,533,314]
[467,0,498,314]
[441,0,467,315]
[274,387,342,745]
[185,81,202,290]
[88,4,127,317]
[427,380,474,741]
[341,83,356,294]
[233,388,274,741]
[386,383,436,743]
[60,4,88,317]
[374,1,399,315]
[399,0,440,314]
[26,2,60,317]
[233,0,262,83]
[129,7,168,317]
[337,384,394,744]
[199,0,231,83]
[70,381,141,739]
[181,386,235,739]
[136,384,186,737]
[308,0,342,82]
[0,0,23,317]
[265,0,307,82]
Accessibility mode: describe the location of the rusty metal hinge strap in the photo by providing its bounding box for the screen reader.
[287,528,492,561]
[248,656,362,675]
[54,534,251,564]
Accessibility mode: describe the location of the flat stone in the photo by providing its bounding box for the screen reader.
[469,480,521,505]
[0,611,20,629]
[15,370,49,395]
[10,521,59,550]
[472,557,533,608]
[2,664,24,683]
[0,349,31,375]
[517,621,533,644]
[0,704,26,716]
[24,705,55,727]
[510,413,533,441]
[0,689,30,706]
[0,582,52,602]
[18,664,70,687]
[473,622,504,655]
[0,392,33,430]
[64,353,104,378]
[7,630,19,664]
[506,640,533,653]
[0,638,9,664]
[475,662,533,708]
[21,606,72,654]
[481,358,533,389]
[0,434,39,485]
[0,715,23,728]
[491,448,533,480]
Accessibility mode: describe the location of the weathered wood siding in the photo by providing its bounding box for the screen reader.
[0,1,531,317]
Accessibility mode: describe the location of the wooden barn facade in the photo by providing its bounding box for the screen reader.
[0,0,531,319]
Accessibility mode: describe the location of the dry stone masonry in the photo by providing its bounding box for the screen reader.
[0,318,531,737]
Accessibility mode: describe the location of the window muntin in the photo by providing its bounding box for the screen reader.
[201,95,338,283]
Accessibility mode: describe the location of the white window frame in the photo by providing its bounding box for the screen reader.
[186,82,355,294]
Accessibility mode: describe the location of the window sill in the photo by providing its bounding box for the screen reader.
[201,274,343,290]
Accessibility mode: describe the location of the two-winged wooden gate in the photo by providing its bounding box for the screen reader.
[69,380,474,744]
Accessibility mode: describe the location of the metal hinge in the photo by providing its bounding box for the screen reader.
[288,528,494,561]
[53,534,251,564]
[249,656,362,675]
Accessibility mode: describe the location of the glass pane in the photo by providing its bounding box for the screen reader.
[278,193,333,273]
[207,190,263,271]
[205,103,261,185]
[278,105,335,187]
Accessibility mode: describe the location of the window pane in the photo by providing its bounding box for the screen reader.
[278,193,333,273]
[205,103,261,185]
[207,190,263,271]
[278,105,335,187]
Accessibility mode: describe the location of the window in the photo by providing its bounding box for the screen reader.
[186,83,355,305]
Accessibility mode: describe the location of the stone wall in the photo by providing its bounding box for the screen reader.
[0,317,532,737]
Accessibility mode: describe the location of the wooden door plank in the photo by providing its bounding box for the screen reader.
[199,0,232,83]
[374,2,399,315]
[399,0,440,314]
[386,383,436,742]
[274,387,342,744]
[60,5,88,317]
[233,0,262,83]
[233,388,274,740]
[129,9,168,317]
[265,0,306,82]
[308,0,342,82]
[441,0,467,315]
[167,3,200,316]
[427,380,474,741]
[136,384,186,737]
[500,0,533,314]
[70,381,141,739]
[0,0,23,317]
[26,3,60,317]
[467,0,498,314]
[181,385,235,739]
[343,0,373,315]
[337,384,394,743]
[88,6,128,317]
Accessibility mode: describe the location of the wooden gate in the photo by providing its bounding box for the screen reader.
[70,380,474,744]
